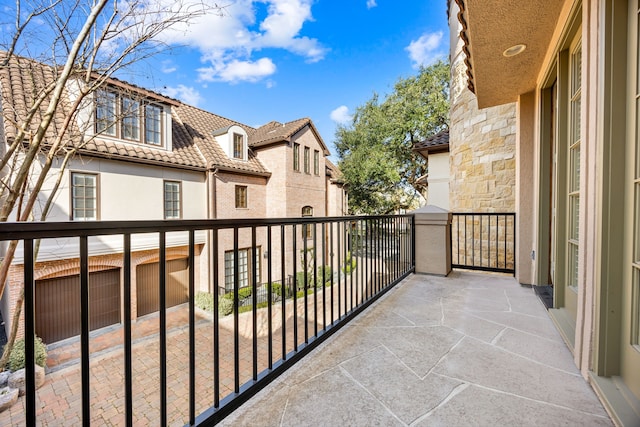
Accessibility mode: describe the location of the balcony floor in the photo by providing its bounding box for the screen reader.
[221,271,613,426]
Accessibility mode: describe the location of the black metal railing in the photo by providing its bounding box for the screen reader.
[0,214,414,426]
[450,212,516,275]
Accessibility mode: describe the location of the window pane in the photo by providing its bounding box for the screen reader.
[238,250,248,288]
[293,143,300,171]
[122,97,140,141]
[145,104,162,145]
[71,173,97,220]
[224,252,234,291]
[314,150,319,175]
[96,91,116,135]
[164,181,180,219]
[304,147,310,173]
[233,134,244,159]
[235,186,247,208]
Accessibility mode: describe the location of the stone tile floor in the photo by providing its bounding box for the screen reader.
[0,271,613,426]
[222,272,613,426]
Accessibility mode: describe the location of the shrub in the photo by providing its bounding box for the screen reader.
[195,291,215,312]
[221,287,252,302]
[8,337,47,371]
[218,297,234,316]
[296,271,308,290]
[342,251,357,274]
[317,265,332,287]
[238,287,252,300]
[271,282,289,297]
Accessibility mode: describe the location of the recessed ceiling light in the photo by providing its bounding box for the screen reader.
[503,44,526,57]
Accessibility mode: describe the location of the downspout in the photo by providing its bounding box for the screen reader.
[207,168,218,293]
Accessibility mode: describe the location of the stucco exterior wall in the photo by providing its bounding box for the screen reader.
[426,151,450,210]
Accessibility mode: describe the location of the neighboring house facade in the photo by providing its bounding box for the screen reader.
[413,129,450,210]
[452,0,640,424]
[0,54,347,344]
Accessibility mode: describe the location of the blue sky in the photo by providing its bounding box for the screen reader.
[138,1,449,160]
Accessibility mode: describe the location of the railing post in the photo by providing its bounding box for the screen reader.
[412,205,452,276]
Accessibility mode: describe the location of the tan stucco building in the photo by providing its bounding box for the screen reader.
[451,0,640,424]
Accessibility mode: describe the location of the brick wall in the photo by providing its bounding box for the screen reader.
[6,245,203,341]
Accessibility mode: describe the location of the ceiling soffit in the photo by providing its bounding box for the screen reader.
[456,0,565,108]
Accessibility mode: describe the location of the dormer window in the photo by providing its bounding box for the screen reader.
[212,125,248,160]
[94,89,167,148]
[233,133,244,159]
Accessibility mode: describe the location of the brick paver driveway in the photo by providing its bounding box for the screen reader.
[0,283,354,426]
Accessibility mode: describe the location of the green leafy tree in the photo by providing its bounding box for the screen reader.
[335,60,450,214]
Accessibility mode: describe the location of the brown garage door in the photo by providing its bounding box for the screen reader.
[136,258,189,317]
[36,269,121,344]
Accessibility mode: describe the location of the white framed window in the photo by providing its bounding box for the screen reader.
[71,172,98,221]
[94,90,165,147]
[164,181,181,219]
[224,247,261,291]
[145,104,163,145]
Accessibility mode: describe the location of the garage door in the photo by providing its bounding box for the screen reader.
[136,258,189,317]
[36,269,121,344]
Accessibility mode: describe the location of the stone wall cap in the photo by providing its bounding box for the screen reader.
[411,205,450,214]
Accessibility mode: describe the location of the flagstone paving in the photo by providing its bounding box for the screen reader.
[0,272,614,426]
[222,272,613,427]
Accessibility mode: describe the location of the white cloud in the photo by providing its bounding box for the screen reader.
[330,106,352,124]
[198,57,277,83]
[161,60,177,74]
[154,0,326,82]
[366,0,377,9]
[161,85,203,106]
[406,31,445,68]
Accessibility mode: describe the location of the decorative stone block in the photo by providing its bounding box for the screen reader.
[0,387,18,412]
[8,365,45,396]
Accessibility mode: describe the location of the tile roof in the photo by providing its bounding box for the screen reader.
[173,104,269,175]
[251,118,331,155]
[413,129,450,156]
[0,54,72,144]
[0,53,274,175]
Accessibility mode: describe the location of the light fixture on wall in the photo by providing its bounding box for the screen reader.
[503,44,526,57]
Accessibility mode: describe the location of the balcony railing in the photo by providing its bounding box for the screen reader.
[450,212,516,275]
[0,214,414,425]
